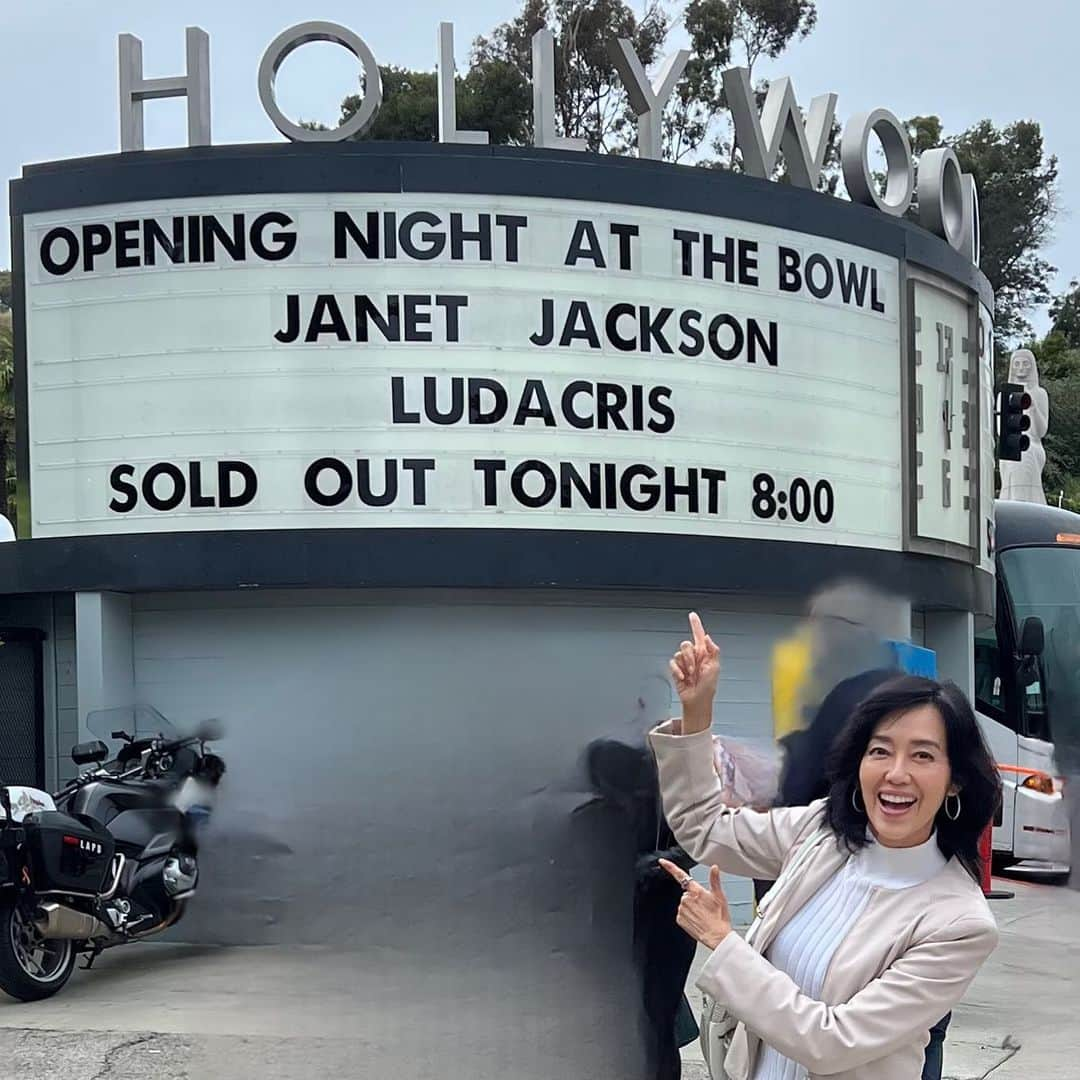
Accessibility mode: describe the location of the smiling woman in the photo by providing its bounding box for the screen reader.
[827,679,1002,880]
[651,615,1002,1080]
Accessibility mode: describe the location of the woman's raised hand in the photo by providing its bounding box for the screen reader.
[668,612,720,734]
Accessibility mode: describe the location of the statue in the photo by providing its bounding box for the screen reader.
[998,349,1049,504]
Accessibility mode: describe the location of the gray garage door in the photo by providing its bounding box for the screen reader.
[130,589,794,1080]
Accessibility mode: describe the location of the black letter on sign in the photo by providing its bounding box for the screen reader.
[530,299,555,347]
[562,381,594,429]
[495,214,528,262]
[108,464,138,512]
[610,223,639,270]
[804,253,834,299]
[648,387,675,433]
[402,459,436,505]
[250,212,297,261]
[220,461,258,507]
[275,294,300,343]
[511,460,558,508]
[605,303,637,351]
[41,227,79,276]
[473,459,507,506]
[81,224,112,272]
[514,380,557,426]
[356,459,398,507]
[334,211,379,259]
[565,220,606,267]
[778,247,801,292]
[560,301,601,348]
[188,462,214,508]
[469,378,508,424]
[391,376,421,423]
[306,295,349,342]
[143,463,186,512]
[305,458,352,507]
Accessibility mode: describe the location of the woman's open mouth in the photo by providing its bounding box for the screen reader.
[877,792,917,817]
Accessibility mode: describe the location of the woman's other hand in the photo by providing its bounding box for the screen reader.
[669,612,720,734]
[659,858,732,950]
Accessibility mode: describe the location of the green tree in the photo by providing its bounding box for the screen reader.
[729,0,816,78]
[0,271,11,311]
[954,120,1057,344]
[1041,374,1080,508]
[340,62,532,145]
[335,1,820,163]
[0,310,16,526]
[1049,279,1080,349]
[906,118,1058,345]
[473,0,668,152]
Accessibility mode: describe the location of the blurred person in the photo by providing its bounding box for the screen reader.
[586,737,698,1079]
[653,614,1000,1080]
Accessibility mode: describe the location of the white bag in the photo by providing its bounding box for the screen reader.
[699,825,829,1080]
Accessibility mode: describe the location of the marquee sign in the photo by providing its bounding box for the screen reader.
[23,191,907,545]
[10,20,995,575]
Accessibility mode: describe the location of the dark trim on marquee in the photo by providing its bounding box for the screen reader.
[11,142,993,307]
[7,143,994,608]
[0,529,994,616]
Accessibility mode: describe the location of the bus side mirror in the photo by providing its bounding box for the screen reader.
[1019,617,1045,658]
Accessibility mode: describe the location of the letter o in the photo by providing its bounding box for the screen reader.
[40,227,80,276]
[258,21,383,143]
[841,109,914,217]
[918,147,965,252]
[961,173,980,266]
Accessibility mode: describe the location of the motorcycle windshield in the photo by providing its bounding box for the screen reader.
[87,705,180,748]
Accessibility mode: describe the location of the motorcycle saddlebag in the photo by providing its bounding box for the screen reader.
[22,811,115,894]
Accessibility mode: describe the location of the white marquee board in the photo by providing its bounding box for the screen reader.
[23,192,905,545]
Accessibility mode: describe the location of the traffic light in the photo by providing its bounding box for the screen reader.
[998,382,1032,461]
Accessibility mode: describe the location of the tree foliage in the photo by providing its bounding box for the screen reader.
[0,311,15,525]
[473,0,668,152]
[1020,295,1080,507]
[336,1,819,164]
[906,117,1058,345]
[953,120,1057,344]
[341,63,532,145]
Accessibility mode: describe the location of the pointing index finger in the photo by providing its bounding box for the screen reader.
[689,611,707,648]
[658,858,689,884]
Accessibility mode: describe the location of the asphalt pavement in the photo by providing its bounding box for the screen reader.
[0,872,1075,1079]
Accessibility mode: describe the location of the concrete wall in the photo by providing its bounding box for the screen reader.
[80,587,802,1080]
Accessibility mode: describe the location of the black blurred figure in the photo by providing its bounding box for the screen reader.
[587,738,698,1080]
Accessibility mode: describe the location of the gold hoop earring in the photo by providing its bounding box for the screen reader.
[851,787,866,814]
[944,793,961,821]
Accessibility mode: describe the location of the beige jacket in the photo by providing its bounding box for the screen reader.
[650,724,999,1080]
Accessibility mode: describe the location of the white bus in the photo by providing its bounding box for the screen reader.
[975,500,1079,873]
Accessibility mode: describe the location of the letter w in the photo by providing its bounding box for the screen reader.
[722,67,836,189]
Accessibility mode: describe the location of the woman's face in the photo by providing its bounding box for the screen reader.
[858,704,957,848]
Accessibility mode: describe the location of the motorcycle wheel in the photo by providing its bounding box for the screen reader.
[0,897,76,1001]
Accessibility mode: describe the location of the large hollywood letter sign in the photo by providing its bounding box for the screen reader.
[115,21,978,261]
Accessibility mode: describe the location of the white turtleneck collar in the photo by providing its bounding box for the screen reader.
[849,830,948,889]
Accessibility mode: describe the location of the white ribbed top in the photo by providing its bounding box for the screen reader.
[751,833,947,1080]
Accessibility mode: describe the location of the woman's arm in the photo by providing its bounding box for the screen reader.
[649,723,823,879]
[697,915,999,1075]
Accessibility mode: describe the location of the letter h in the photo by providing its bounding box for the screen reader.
[119,26,211,152]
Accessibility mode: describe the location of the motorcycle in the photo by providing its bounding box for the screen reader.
[0,705,225,1000]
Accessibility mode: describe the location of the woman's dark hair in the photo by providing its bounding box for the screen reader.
[825,674,1002,882]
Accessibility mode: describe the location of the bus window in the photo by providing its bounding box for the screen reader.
[1000,545,1080,764]
[974,626,1009,725]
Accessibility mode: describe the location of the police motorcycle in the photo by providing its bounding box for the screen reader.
[0,706,225,1000]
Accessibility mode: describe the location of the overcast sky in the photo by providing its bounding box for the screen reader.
[2,0,1075,333]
